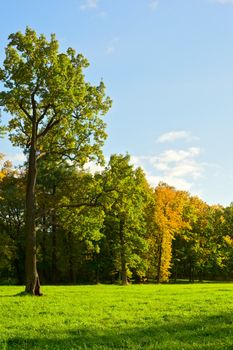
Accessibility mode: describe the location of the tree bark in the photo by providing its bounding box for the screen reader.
[51,185,58,284]
[25,123,42,295]
[51,216,58,283]
[68,232,76,284]
[156,239,162,283]
[119,220,128,285]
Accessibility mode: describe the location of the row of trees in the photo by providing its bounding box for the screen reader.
[1,153,233,286]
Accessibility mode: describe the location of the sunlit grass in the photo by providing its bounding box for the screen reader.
[1,283,233,349]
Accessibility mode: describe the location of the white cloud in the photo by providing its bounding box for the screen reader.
[130,147,203,192]
[149,0,159,10]
[157,130,196,143]
[80,0,98,10]
[168,162,202,179]
[83,161,104,174]
[106,37,120,55]
[146,174,192,191]
[155,147,201,163]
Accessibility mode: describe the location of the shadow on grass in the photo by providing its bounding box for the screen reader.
[0,291,46,298]
[1,312,233,350]
[0,291,29,298]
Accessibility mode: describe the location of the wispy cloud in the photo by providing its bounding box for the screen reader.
[149,0,159,10]
[213,0,233,4]
[146,174,192,191]
[97,11,108,18]
[106,37,120,55]
[155,147,201,163]
[157,130,197,143]
[80,0,98,10]
[131,147,204,192]
[84,147,204,193]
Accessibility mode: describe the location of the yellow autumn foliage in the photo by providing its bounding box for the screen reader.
[154,183,190,282]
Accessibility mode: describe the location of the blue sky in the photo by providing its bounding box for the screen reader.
[1,0,233,205]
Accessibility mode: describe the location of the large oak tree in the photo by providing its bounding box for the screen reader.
[0,28,111,295]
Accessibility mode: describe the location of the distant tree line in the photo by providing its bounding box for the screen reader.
[1,153,233,286]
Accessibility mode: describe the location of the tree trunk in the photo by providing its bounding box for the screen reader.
[119,220,128,285]
[68,232,76,284]
[40,209,48,283]
[156,240,162,283]
[95,253,100,284]
[51,216,58,284]
[25,128,42,295]
[51,185,58,284]
[189,260,194,283]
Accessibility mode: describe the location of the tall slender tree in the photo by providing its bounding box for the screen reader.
[102,154,151,285]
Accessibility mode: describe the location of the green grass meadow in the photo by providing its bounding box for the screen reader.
[1,284,233,349]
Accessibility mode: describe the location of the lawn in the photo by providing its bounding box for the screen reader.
[1,283,233,349]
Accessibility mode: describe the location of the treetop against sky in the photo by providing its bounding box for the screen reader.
[1,0,233,205]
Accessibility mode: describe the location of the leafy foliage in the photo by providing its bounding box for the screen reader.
[0,27,111,164]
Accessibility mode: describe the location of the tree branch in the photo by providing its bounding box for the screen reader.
[18,101,33,121]
[60,187,121,210]
[37,115,60,139]
[31,84,39,121]
[37,104,53,124]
